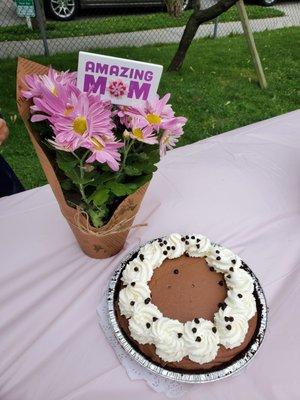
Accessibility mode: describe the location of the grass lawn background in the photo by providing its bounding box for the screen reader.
[0,27,299,189]
[0,5,284,42]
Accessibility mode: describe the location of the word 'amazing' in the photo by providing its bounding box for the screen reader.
[83,61,154,100]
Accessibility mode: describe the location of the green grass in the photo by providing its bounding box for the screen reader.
[1,27,299,189]
[0,6,284,42]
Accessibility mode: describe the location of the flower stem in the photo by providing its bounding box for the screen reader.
[73,150,90,205]
[120,139,134,173]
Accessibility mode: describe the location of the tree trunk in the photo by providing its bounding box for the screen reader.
[168,0,238,71]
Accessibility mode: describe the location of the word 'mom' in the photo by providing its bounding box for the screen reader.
[83,61,154,101]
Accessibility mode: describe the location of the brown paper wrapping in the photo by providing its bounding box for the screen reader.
[16,57,148,259]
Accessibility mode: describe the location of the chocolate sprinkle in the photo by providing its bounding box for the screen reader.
[171,246,176,250]
[229,267,234,272]
[195,336,201,342]
[231,259,236,264]
[216,250,220,254]
[130,301,135,306]
[216,256,221,261]
[224,316,230,322]
[139,254,144,261]
[212,327,217,333]
[146,322,151,329]
[227,274,231,279]
[196,239,201,243]
[209,267,215,272]
[191,235,195,239]
[167,246,171,250]
[196,244,200,249]
[194,318,200,324]
[229,316,234,322]
[134,267,139,272]
[226,324,232,330]
[177,333,183,338]
[181,237,185,242]
[163,240,167,245]
[185,241,189,245]
[153,317,158,322]
[173,269,179,274]
[192,327,197,333]
[163,250,168,255]
[218,280,224,286]
[131,282,136,287]
[159,243,164,247]
[238,293,243,298]
[144,297,151,304]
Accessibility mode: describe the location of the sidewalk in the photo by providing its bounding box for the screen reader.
[1,2,299,59]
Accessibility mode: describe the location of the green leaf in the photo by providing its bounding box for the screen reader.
[87,208,104,228]
[107,182,137,196]
[124,165,143,176]
[90,187,110,206]
[60,179,73,191]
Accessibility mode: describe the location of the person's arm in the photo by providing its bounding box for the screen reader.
[0,114,9,145]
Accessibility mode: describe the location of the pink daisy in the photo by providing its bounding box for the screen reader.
[159,117,187,157]
[50,91,113,151]
[84,135,124,171]
[128,117,158,145]
[22,67,76,100]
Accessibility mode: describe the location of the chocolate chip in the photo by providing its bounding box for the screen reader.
[167,246,171,250]
[219,302,227,310]
[192,327,197,333]
[216,256,221,261]
[218,280,224,286]
[177,333,183,338]
[194,318,200,324]
[163,250,168,255]
[238,293,243,298]
[224,316,230,322]
[131,282,136,287]
[229,267,234,272]
[153,317,158,322]
[130,301,135,306]
[216,250,220,254]
[231,259,236,264]
[173,269,179,274]
[229,316,234,322]
[185,235,189,239]
[171,246,176,250]
[146,322,151,329]
[144,297,151,304]
[212,327,217,333]
[226,324,232,330]
[196,244,200,249]
[195,336,201,342]
[191,235,195,239]
[134,267,139,272]
[139,254,144,261]
[226,274,231,279]
[185,241,189,245]
[158,238,162,243]
[181,237,185,242]
[159,243,164,247]
[209,267,215,272]
[197,239,201,243]
[163,240,167,245]
[218,302,223,308]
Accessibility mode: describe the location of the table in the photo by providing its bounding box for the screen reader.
[1,111,299,400]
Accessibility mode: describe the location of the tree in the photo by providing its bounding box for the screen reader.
[167,0,239,71]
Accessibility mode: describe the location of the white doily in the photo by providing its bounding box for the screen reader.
[97,288,193,398]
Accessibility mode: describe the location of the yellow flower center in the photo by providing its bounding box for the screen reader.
[51,86,58,96]
[72,116,87,135]
[132,128,144,139]
[64,105,74,116]
[146,113,162,125]
[90,137,104,151]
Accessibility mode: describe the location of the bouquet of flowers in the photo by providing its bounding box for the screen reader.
[17,58,187,258]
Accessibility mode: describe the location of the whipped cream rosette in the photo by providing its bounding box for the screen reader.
[118,233,257,363]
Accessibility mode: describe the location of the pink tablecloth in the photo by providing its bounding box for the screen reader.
[1,111,299,400]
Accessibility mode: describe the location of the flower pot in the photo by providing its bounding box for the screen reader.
[16,57,148,259]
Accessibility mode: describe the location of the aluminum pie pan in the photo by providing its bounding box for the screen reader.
[107,239,268,384]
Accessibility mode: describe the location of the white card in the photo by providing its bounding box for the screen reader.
[77,51,163,107]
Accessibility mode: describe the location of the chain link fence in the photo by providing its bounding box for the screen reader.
[0,0,299,59]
